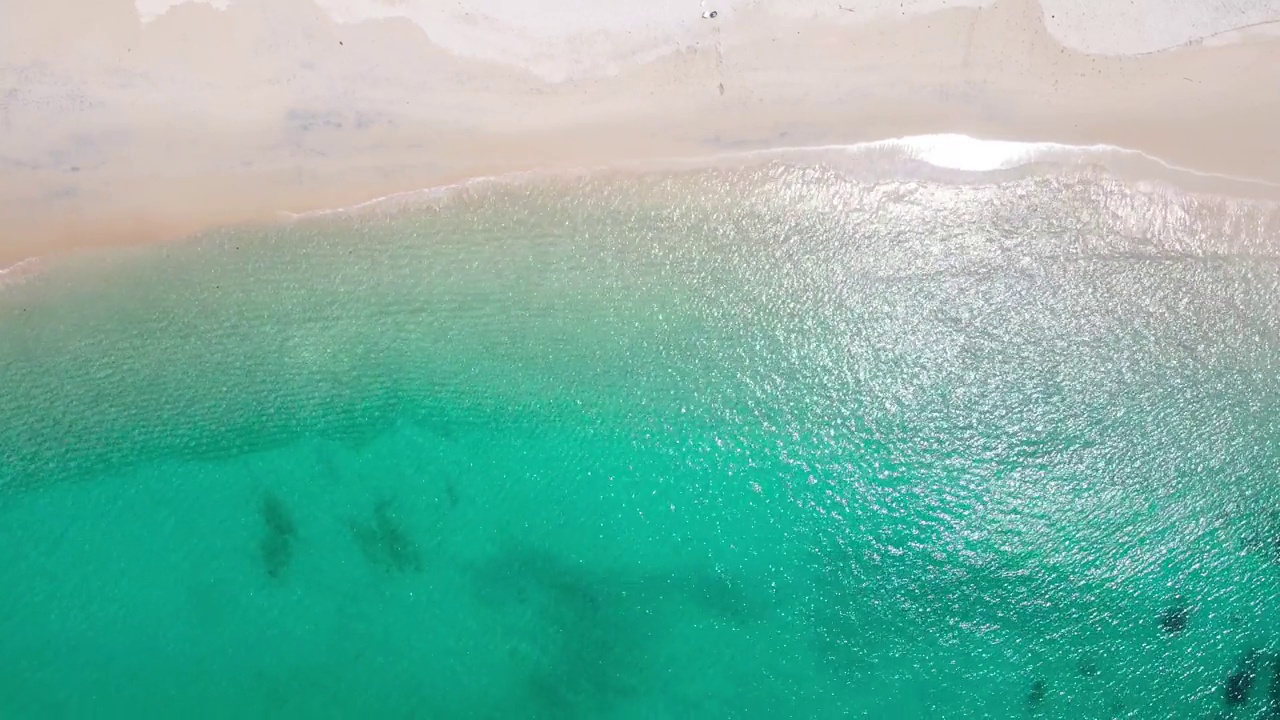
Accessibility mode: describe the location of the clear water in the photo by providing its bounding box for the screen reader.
[3,164,1280,718]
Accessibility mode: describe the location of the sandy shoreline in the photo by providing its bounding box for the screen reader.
[2,0,1279,265]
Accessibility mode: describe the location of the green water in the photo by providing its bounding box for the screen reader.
[3,165,1280,718]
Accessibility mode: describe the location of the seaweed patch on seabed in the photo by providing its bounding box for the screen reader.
[1158,597,1191,635]
[1238,509,1280,564]
[466,542,649,719]
[349,498,424,573]
[260,492,297,580]
[1223,648,1261,707]
[1027,678,1047,708]
[465,540,768,717]
[1268,653,1280,716]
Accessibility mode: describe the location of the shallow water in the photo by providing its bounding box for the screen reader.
[3,163,1280,718]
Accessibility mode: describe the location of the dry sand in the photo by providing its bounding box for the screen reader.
[1,0,1279,264]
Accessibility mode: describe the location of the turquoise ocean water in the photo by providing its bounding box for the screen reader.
[3,161,1280,718]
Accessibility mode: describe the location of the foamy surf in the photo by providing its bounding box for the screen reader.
[3,135,1276,284]
[0,257,42,289]
[276,134,1280,222]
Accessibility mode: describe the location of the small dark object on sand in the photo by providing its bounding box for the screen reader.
[1028,678,1047,706]
[1224,650,1261,706]
[1159,601,1190,634]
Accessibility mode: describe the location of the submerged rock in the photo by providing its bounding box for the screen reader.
[1224,649,1262,706]
[1268,654,1280,716]
[350,498,424,573]
[1027,678,1047,707]
[259,492,297,580]
[1158,600,1190,635]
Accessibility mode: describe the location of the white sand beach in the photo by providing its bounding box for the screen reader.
[2,0,1279,263]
